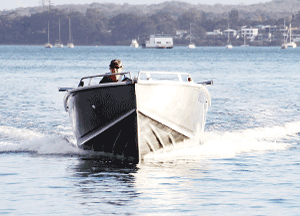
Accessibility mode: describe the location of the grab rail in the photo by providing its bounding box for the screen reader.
[79,72,132,86]
[78,72,132,87]
[137,71,193,82]
[58,72,132,92]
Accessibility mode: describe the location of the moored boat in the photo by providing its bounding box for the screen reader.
[188,23,196,49]
[55,18,63,48]
[225,24,233,49]
[130,39,139,48]
[45,21,52,48]
[67,18,74,48]
[59,71,212,164]
[282,23,297,49]
[226,44,233,49]
[142,34,174,49]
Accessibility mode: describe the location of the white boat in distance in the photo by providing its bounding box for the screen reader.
[226,44,233,49]
[67,18,74,48]
[130,39,139,48]
[282,23,297,49]
[188,43,196,49]
[142,34,174,49]
[55,18,63,48]
[188,23,196,49]
[225,24,233,49]
[45,21,52,48]
[59,71,212,164]
[241,36,249,47]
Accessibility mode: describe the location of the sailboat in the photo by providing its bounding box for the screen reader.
[281,18,287,49]
[188,23,196,49]
[225,24,233,49]
[241,35,249,47]
[281,20,296,49]
[44,21,52,48]
[67,18,74,48]
[286,23,297,48]
[55,18,63,48]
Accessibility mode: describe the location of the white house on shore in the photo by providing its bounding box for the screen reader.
[241,26,258,39]
[207,29,222,38]
[223,29,237,38]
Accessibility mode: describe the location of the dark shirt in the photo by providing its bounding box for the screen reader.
[99,75,131,84]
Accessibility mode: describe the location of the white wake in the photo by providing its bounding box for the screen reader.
[0,125,82,155]
[143,121,300,162]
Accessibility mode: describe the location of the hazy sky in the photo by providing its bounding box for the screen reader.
[0,0,273,10]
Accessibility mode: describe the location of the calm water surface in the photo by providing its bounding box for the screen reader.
[0,45,300,215]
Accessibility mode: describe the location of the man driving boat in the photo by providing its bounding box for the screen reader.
[100,59,128,83]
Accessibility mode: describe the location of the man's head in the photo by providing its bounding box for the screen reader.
[109,59,123,81]
[110,59,123,70]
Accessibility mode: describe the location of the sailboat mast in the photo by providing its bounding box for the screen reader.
[69,18,71,41]
[48,21,50,43]
[227,24,230,43]
[283,18,286,43]
[190,23,192,44]
[290,23,292,43]
[59,18,61,44]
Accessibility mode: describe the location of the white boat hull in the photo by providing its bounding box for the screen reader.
[286,42,297,48]
[226,44,233,49]
[67,43,74,48]
[45,43,52,48]
[55,43,63,48]
[188,43,196,49]
[130,44,139,48]
[130,39,139,48]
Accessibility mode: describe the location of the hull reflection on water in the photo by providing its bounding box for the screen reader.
[61,71,212,164]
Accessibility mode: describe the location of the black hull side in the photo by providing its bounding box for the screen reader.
[81,111,138,163]
[66,83,139,163]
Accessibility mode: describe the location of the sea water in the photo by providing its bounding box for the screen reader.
[0,45,300,215]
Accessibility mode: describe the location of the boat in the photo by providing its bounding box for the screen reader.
[188,43,196,49]
[45,21,52,48]
[286,23,297,48]
[55,18,63,48]
[188,23,196,49]
[226,24,233,49]
[226,44,233,49]
[130,39,139,48]
[142,35,174,49]
[59,71,212,164]
[282,23,297,49]
[241,35,249,47]
[67,18,74,48]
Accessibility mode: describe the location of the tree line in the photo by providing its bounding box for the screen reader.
[1,8,300,46]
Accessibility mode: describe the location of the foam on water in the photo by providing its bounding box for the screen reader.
[143,121,300,162]
[0,125,82,155]
[1,121,299,161]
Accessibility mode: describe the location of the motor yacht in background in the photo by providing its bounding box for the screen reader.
[130,39,139,48]
[59,71,212,164]
[142,34,174,49]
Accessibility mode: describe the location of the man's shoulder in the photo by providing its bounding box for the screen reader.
[99,76,112,83]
